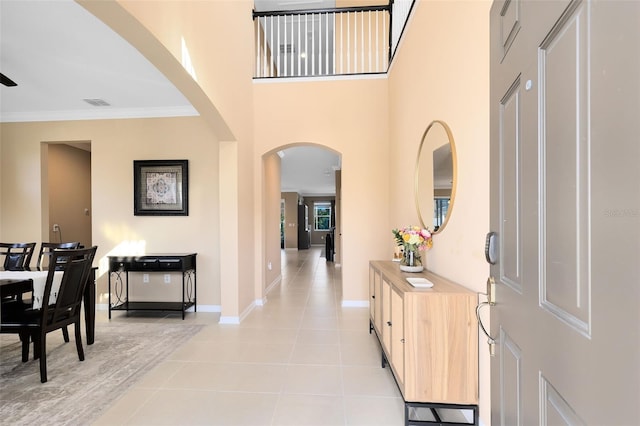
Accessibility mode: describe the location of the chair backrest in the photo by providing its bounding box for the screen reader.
[40,246,97,331]
[0,242,36,269]
[36,242,81,268]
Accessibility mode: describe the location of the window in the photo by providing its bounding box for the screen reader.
[314,202,332,231]
[434,198,450,230]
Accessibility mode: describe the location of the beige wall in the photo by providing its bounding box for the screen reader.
[88,0,388,315]
[82,0,252,319]
[262,153,282,296]
[46,144,92,247]
[0,117,221,309]
[254,78,390,303]
[388,1,492,423]
[281,192,299,249]
[1,1,492,417]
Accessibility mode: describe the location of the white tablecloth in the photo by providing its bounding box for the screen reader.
[0,270,63,309]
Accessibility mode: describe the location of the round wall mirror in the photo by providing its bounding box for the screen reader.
[414,120,457,233]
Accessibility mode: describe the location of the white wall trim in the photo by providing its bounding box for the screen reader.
[218,316,240,324]
[266,274,282,294]
[188,305,221,313]
[219,300,256,324]
[0,105,198,123]
[341,300,369,308]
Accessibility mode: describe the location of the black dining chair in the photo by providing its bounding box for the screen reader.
[0,246,97,383]
[1,243,37,305]
[36,242,81,269]
[35,242,81,342]
[0,242,36,270]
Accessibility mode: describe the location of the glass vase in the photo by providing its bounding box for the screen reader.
[399,247,424,273]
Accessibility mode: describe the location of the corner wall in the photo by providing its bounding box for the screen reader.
[0,117,221,310]
[388,1,492,424]
[253,77,390,303]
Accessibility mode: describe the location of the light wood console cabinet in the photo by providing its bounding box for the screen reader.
[369,261,478,424]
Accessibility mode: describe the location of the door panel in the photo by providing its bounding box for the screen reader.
[499,329,522,426]
[382,279,391,354]
[499,76,523,293]
[390,288,404,384]
[539,3,591,335]
[490,1,640,424]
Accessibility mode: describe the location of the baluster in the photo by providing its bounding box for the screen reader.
[376,11,379,72]
[361,10,364,73]
[276,15,281,77]
[270,15,274,76]
[339,12,344,74]
[332,12,336,75]
[318,13,323,75]
[290,14,294,76]
[303,14,307,76]
[347,11,351,73]
[368,11,372,73]
[325,12,329,75]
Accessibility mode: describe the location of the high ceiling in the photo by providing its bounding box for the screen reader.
[0,0,196,123]
[279,146,341,197]
[254,0,335,12]
[0,0,339,196]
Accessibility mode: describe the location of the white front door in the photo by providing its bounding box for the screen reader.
[489,0,640,424]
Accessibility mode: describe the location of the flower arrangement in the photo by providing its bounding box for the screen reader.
[392,226,433,268]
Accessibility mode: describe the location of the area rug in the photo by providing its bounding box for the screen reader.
[0,321,203,425]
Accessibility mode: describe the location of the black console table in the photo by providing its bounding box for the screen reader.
[108,253,197,319]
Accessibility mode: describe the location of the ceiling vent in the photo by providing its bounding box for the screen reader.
[83,98,110,107]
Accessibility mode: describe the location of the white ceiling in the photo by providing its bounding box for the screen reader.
[0,0,339,196]
[254,0,335,12]
[279,146,340,196]
[0,0,196,123]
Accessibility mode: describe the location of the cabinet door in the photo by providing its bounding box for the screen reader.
[374,270,383,333]
[381,279,391,354]
[390,287,404,387]
[368,267,375,322]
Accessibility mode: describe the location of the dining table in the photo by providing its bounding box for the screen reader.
[0,266,96,345]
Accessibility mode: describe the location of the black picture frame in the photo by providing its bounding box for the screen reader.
[133,160,189,216]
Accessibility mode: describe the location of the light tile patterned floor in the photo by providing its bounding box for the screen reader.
[93,247,404,425]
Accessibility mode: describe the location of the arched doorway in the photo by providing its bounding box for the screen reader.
[261,143,342,300]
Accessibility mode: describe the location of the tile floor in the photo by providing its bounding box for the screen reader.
[93,247,405,425]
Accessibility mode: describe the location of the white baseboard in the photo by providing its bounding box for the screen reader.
[265,274,282,293]
[341,300,369,308]
[219,300,256,324]
[189,305,221,313]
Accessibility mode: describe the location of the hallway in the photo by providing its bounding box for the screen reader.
[94,247,404,425]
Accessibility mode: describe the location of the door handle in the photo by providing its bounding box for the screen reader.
[477,276,497,356]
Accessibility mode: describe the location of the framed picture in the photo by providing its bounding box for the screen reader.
[134,160,189,216]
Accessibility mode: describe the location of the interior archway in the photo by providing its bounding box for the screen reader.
[260,143,342,301]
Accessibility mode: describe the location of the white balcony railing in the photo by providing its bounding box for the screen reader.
[254,4,410,79]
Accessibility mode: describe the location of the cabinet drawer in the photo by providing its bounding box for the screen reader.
[131,258,160,270]
[158,259,183,270]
